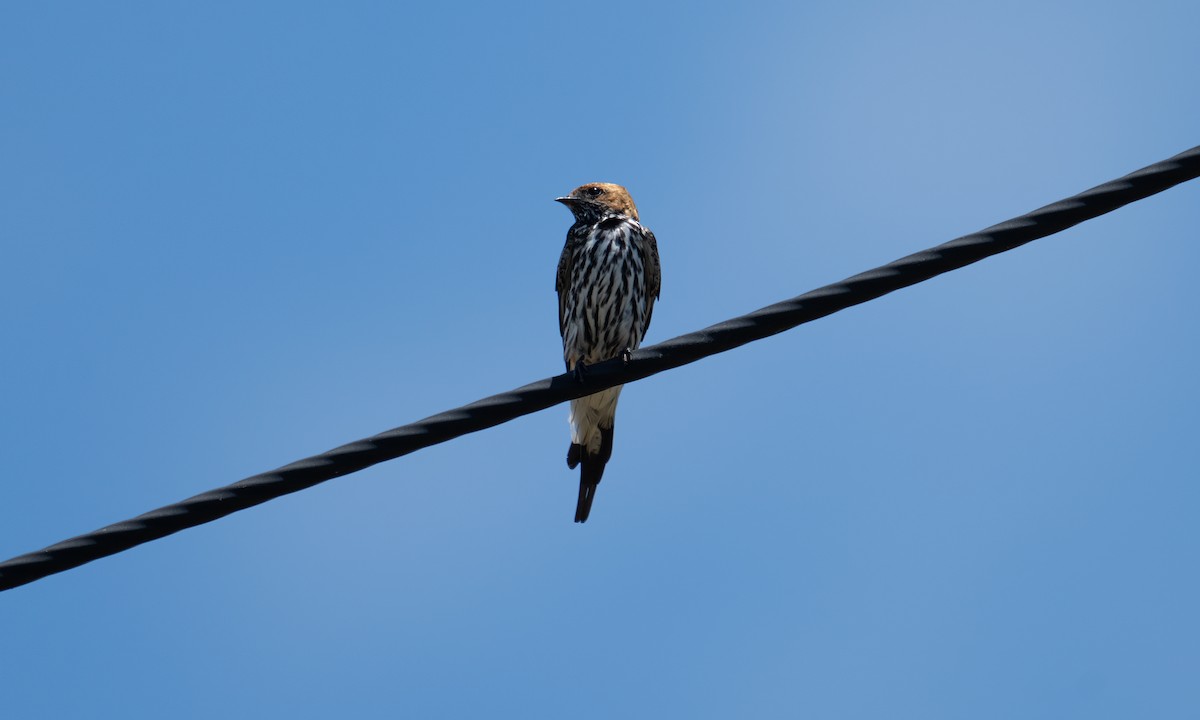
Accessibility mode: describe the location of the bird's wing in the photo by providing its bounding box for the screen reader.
[640,226,662,333]
[555,233,575,340]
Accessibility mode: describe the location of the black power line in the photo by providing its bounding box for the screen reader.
[2,145,1198,592]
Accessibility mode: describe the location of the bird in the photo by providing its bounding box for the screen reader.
[555,182,661,523]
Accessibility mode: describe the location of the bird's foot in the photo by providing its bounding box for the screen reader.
[572,361,589,384]
[621,348,633,365]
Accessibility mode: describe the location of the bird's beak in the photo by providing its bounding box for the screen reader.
[555,196,578,206]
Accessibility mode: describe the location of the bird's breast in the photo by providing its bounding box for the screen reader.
[562,220,650,364]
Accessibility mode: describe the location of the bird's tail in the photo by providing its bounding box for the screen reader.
[567,425,614,523]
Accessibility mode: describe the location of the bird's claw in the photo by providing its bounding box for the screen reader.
[621,349,632,364]
[573,361,589,384]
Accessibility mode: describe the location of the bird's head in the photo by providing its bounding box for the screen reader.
[555,182,639,223]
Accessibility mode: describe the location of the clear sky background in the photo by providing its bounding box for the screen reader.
[2,2,1198,718]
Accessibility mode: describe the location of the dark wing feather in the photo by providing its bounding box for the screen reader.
[639,226,662,333]
[555,231,576,340]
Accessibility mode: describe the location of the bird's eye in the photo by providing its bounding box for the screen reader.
[587,186,604,198]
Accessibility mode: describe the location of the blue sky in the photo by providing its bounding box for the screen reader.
[2,2,1198,717]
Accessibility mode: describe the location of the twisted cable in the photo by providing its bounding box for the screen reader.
[2,145,1198,592]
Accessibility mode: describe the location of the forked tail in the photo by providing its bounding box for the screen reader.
[566,426,614,523]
